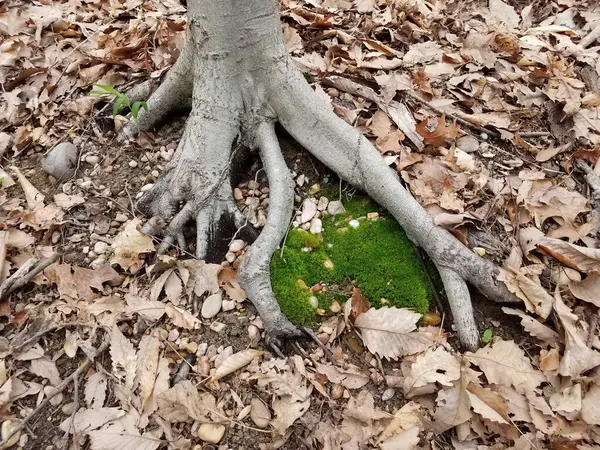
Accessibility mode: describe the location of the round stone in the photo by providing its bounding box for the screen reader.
[201,293,222,319]
[41,142,78,180]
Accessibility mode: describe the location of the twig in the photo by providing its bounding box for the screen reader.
[587,309,599,349]
[0,337,110,448]
[172,353,196,385]
[581,24,600,49]
[11,322,89,355]
[62,373,80,449]
[301,326,337,365]
[518,131,552,138]
[0,253,60,301]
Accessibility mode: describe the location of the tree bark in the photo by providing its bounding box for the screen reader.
[124,0,519,350]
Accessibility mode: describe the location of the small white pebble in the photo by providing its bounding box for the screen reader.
[309,296,319,309]
[128,160,138,168]
[85,155,100,165]
[349,219,360,228]
[229,239,245,253]
[151,170,159,178]
[141,183,154,192]
[93,241,108,254]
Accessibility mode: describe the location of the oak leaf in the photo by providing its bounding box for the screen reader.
[110,219,155,273]
[416,114,460,147]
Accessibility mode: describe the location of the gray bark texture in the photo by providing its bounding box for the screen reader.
[123,0,519,350]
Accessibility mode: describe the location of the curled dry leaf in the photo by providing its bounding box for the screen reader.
[498,267,553,319]
[466,383,510,424]
[85,371,108,409]
[156,380,216,423]
[165,303,201,330]
[59,407,125,434]
[354,307,436,360]
[314,362,370,389]
[568,273,600,307]
[501,307,560,345]
[537,237,600,273]
[110,218,156,273]
[554,290,600,378]
[211,349,264,381]
[218,267,246,302]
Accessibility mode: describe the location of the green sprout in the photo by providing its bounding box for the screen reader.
[91,84,148,122]
[482,328,493,344]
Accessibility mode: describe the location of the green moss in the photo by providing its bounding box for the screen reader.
[270,195,432,325]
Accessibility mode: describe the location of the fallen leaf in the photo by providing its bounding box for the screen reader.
[54,193,85,209]
[466,383,509,424]
[416,114,460,147]
[403,347,461,393]
[218,268,246,302]
[466,339,546,394]
[538,238,600,273]
[569,273,600,307]
[354,307,436,359]
[211,349,264,381]
[165,303,201,330]
[581,384,600,425]
[110,219,155,273]
[156,380,216,423]
[110,326,137,390]
[85,371,107,409]
[314,362,370,389]
[135,333,160,410]
[88,430,161,450]
[349,286,370,323]
[59,407,125,434]
[501,307,559,345]
[30,357,61,386]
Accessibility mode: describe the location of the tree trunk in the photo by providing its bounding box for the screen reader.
[122,0,519,350]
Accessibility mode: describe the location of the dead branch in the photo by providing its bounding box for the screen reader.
[581,24,600,49]
[0,253,60,301]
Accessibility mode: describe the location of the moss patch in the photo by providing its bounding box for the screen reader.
[270,196,431,324]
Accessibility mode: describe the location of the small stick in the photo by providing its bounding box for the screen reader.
[0,253,60,300]
[0,258,38,299]
[0,337,110,448]
[581,24,600,49]
[302,326,337,365]
[587,309,599,349]
[62,373,80,449]
[11,322,89,355]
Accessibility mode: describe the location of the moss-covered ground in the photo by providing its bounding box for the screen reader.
[270,195,432,324]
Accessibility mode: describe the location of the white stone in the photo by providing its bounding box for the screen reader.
[301,198,317,223]
[296,174,305,187]
[457,135,480,153]
[349,219,360,228]
[248,324,260,340]
[309,218,322,234]
[201,292,222,319]
[42,142,78,179]
[382,388,395,401]
[317,196,329,211]
[222,299,236,311]
[309,296,319,308]
[115,213,128,222]
[327,200,346,216]
[229,239,245,253]
[248,179,259,190]
[93,241,108,254]
[90,256,106,269]
[141,183,154,192]
[197,423,225,444]
[225,252,236,263]
[250,398,271,428]
[234,188,244,200]
[128,160,138,168]
[85,155,100,165]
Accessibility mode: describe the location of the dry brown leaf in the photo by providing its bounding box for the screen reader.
[88,430,161,450]
[501,307,560,345]
[538,238,600,274]
[378,401,423,444]
[549,384,582,419]
[466,383,509,424]
[354,307,435,359]
[380,427,420,450]
[54,193,85,209]
[109,326,138,390]
[498,267,554,319]
[164,270,183,303]
[416,114,460,147]
[125,295,166,322]
[30,357,61,386]
[314,362,370,389]
[156,380,216,423]
[554,290,600,378]
[403,347,461,393]
[466,339,546,394]
[433,384,472,431]
[218,268,246,302]
[165,303,201,330]
[178,259,222,298]
[211,349,264,381]
[59,408,125,434]
[581,384,600,426]
[110,219,155,273]
[349,286,370,324]
[11,166,45,209]
[135,333,160,410]
[569,274,600,307]
[85,371,107,409]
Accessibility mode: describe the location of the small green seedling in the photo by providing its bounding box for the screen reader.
[91,84,148,122]
[482,328,493,344]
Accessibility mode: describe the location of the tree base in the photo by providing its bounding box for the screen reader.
[121,0,519,350]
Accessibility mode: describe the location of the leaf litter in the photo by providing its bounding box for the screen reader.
[1,0,600,448]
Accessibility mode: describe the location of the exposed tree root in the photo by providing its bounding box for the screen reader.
[121,0,519,350]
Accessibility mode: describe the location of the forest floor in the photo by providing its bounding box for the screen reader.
[1,0,600,449]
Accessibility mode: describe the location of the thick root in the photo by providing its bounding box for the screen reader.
[237,123,302,343]
[268,65,518,349]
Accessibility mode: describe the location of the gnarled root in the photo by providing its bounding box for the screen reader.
[124,0,519,351]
